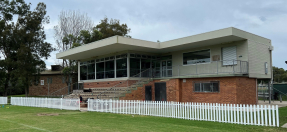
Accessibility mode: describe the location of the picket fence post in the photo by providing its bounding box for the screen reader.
[61,98,63,110]
[276,105,279,127]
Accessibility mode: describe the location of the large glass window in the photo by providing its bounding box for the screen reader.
[116,58,127,77]
[194,81,219,92]
[105,60,114,78]
[96,62,104,79]
[87,63,95,80]
[152,60,160,77]
[80,65,87,80]
[130,58,141,76]
[183,49,210,65]
[141,59,151,77]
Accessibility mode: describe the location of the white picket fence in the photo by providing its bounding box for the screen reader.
[11,97,80,110]
[88,99,280,127]
[0,97,7,104]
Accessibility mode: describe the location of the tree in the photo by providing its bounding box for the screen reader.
[54,10,94,93]
[54,10,94,66]
[95,17,131,39]
[273,66,287,83]
[0,0,54,96]
[76,17,131,45]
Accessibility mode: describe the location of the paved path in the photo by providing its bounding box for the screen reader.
[80,107,88,112]
[258,100,287,108]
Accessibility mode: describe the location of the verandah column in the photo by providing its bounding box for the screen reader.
[127,53,130,78]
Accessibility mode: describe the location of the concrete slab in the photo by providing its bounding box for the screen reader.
[282,123,287,128]
[258,100,287,108]
[80,107,88,112]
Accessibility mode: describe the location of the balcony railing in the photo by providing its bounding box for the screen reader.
[137,60,248,78]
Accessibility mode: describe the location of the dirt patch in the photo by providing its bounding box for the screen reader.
[37,113,59,116]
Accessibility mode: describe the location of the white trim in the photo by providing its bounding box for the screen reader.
[127,53,130,77]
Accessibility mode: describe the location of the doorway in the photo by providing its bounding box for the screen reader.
[155,82,167,101]
[145,86,152,101]
[161,60,172,77]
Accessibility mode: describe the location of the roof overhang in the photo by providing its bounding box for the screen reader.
[56,27,271,60]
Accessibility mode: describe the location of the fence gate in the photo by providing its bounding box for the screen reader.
[155,82,167,101]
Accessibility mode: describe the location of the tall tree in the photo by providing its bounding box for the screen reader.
[54,10,94,66]
[95,17,131,39]
[273,66,287,83]
[0,0,54,96]
[54,10,94,93]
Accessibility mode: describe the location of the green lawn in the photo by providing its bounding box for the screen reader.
[0,105,287,132]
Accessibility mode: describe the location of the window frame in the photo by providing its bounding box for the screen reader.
[182,49,211,66]
[193,81,220,93]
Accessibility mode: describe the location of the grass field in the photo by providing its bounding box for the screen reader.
[0,105,287,132]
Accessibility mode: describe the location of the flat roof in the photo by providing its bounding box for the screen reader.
[56,27,271,60]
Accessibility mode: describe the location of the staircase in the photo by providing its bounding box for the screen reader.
[64,68,154,101]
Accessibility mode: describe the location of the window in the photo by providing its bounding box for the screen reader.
[183,49,210,65]
[87,63,95,80]
[62,77,65,83]
[47,77,52,84]
[130,58,141,76]
[105,60,114,78]
[194,81,219,92]
[80,65,87,80]
[116,58,127,77]
[40,80,44,85]
[96,62,104,79]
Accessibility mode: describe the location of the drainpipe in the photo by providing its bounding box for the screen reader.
[256,79,258,105]
[269,46,273,104]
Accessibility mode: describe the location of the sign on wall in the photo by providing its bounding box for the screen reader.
[41,80,44,85]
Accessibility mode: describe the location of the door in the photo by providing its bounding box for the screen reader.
[161,60,172,77]
[145,86,152,101]
[155,82,167,101]
[161,61,167,77]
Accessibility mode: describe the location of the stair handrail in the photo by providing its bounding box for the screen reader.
[272,87,287,97]
[111,77,151,100]
[50,81,84,96]
[97,68,153,99]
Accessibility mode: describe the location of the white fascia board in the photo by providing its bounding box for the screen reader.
[117,36,160,49]
[56,36,160,59]
[160,27,234,49]
[231,28,272,45]
[56,36,118,59]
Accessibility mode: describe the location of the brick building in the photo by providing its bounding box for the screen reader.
[29,65,73,96]
[56,27,273,104]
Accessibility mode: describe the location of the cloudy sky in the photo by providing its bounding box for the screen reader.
[25,0,287,70]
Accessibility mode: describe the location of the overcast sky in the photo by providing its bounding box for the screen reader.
[25,0,287,70]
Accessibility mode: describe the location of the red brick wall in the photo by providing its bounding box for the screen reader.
[119,77,257,104]
[29,75,68,96]
[84,80,138,88]
[120,79,181,101]
[181,77,238,104]
[236,77,257,104]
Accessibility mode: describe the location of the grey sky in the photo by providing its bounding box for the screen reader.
[25,0,287,70]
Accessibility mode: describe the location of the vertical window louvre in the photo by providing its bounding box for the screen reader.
[222,46,237,65]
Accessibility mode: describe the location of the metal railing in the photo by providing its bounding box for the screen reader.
[153,60,248,78]
[97,68,153,100]
[50,81,84,97]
